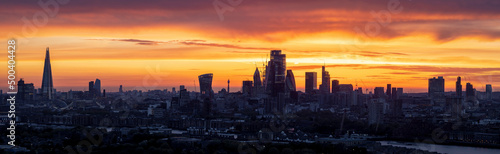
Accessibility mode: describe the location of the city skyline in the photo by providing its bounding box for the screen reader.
[1,0,500,93]
[1,47,496,93]
[2,1,500,153]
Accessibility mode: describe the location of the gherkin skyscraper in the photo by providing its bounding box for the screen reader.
[41,47,54,100]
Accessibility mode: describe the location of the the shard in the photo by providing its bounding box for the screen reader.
[41,47,53,100]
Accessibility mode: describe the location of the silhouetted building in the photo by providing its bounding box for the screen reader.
[17,79,35,102]
[253,68,262,87]
[386,84,392,98]
[305,72,317,94]
[429,76,445,99]
[242,80,253,95]
[199,73,213,99]
[397,88,403,98]
[119,85,123,93]
[466,83,474,98]
[89,81,95,98]
[456,76,462,98]
[332,80,339,94]
[265,50,286,96]
[179,85,190,107]
[41,47,54,100]
[486,84,492,100]
[319,65,330,94]
[285,70,296,92]
[95,78,101,97]
[286,70,298,101]
[374,87,385,98]
[338,84,353,93]
[391,87,398,100]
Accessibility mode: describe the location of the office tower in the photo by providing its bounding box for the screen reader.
[265,50,286,96]
[253,68,262,87]
[41,47,54,100]
[172,87,176,95]
[119,85,123,93]
[305,72,317,94]
[319,65,330,94]
[89,81,95,98]
[428,76,445,98]
[466,83,474,97]
[103,89,106,97]
[285,70,296,92]
[179,86,189,107]
[95,78,101,97]
[374,87,385,98]
[386,84,392,98]
[332,80,340,94]
[180,85,185,91]
[227,79,230,93]
[242,80,253,95]
[199,73,213,99]
[17,79,35,102]
[486,84,492,100]
[356,87,364,106]
[456,76,462,97]
[392,87,397,100]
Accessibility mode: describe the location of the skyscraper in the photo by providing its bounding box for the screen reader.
[95,78,101,97]
[227,79,230,93]
[332,80,339,94]
[428,76,445,98]
[242,80,253,95]
[17,78,35,102]
[374,87,385,98]
[253,68,262,87]
[265,50,286,96]
[89,81,95,98]
[41,47,54,100]
[456,76,462,97]
[285,70,296,92]
[386,84,392,98]
[199,73,213,99]
[486,84,492,100]
[305,72,317,94]
[392,87,397,100]
[466,83,474,98]
[319,65,330,94]
[119,85,123,93]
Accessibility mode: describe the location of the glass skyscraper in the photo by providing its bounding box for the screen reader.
[265,50,286,96]
[198,73,213,99]
[41,47,54,100]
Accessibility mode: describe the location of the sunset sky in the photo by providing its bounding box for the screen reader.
[1,0,499,93]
